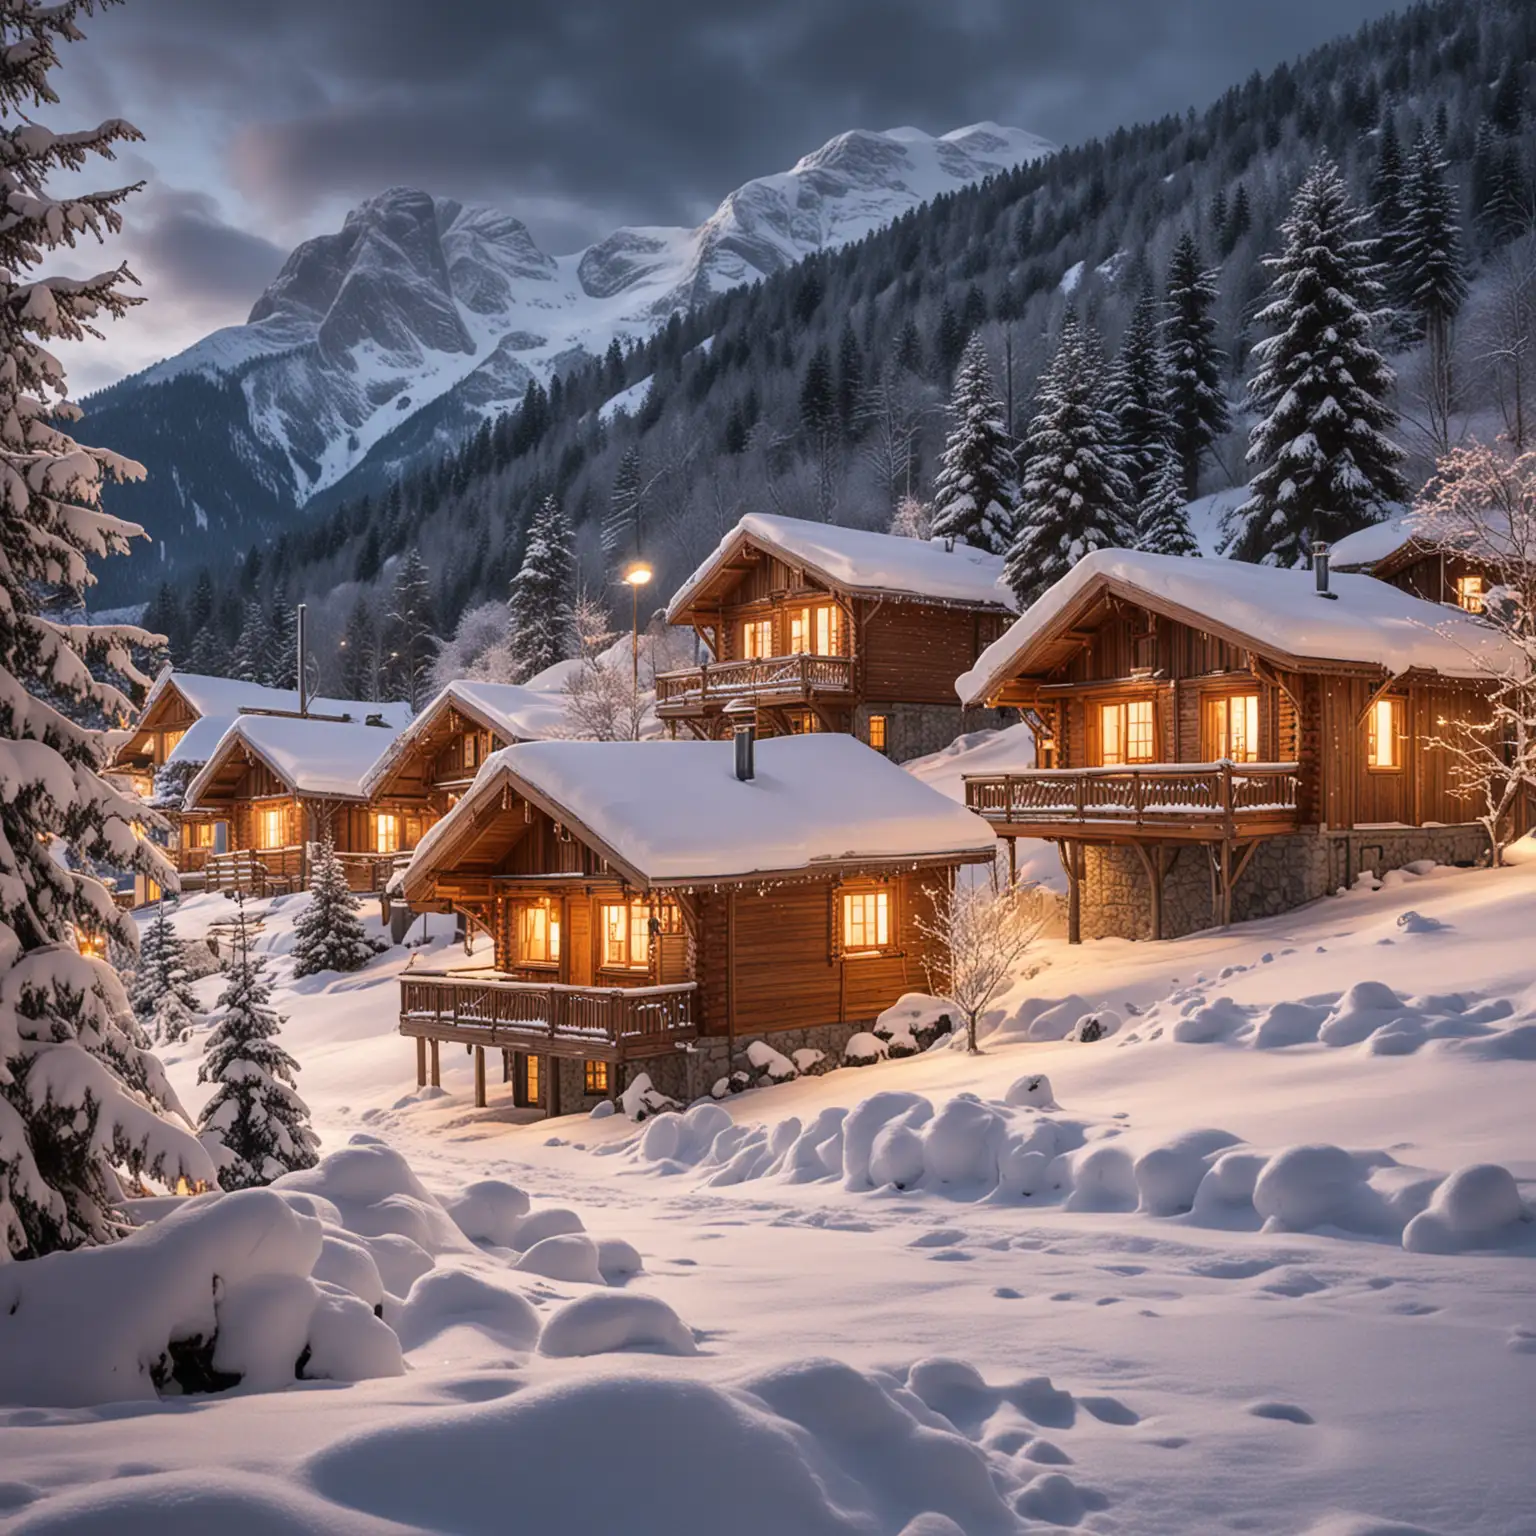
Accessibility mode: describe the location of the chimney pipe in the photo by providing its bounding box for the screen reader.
[1312,543,1337,601]
[296,602,310,713]
[725,698,756,781]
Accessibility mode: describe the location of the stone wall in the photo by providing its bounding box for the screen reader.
[683,1019,873,1098]
[1077,823,1489,942]
[854,702,1009,764]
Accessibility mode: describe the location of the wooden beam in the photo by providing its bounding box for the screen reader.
[429,1038,440,1088]
[415,1036,427,1088]
[473,1045,486,1108]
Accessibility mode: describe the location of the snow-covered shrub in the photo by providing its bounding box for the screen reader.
[874,993,956,1057]
[619,1071,680,1121]
[292,838,382,977]
[792,1047,828,1075]
[745,1039,798,1085]
[1003,1073,1057,1109]
[842,1031,888,1067]
[1402,1164,1531,1253]
[129,902,201,1040]
[1069,1009,1122,1043]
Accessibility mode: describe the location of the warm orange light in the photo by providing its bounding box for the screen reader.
[623,563,653,587]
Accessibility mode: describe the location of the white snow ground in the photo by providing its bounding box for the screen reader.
[2,856,1534,1534]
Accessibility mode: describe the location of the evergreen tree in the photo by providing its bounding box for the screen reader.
[1111,279,1172,509]
[1395,129,1467,346]
[1005,317,1136,607]
[836,323,864,441]
[292,839,380,978]
[142,583,183,665]
[263,594,297,690]
[799,343,835,445]
[1163,233,1230,498]
[1370,118,1408,312]
[1136,447,1202,558]
[185,570,215,646]
[128,903,201,1041]
[197,893,318,1190]
[1224,158,1408,566]
[507,496,577,683]
[183,619,229,677]
[0,3,211,1255]
[383,549,438,709]
[603,444,645,561]
[930,334,1017,555]
[339,597,378,700]
[228,599,268,683]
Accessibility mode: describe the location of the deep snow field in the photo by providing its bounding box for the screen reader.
[2,854,1535,1535]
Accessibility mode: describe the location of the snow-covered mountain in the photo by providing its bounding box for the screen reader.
[105,123,1052,542]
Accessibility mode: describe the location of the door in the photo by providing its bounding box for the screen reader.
[566,897,593,986]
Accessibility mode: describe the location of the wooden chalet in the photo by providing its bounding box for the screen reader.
[181,714,406,895]
[957,548,1526,943]
[396,734,997,1116]
[360,679,567,838]
[655,513,1014,762]
[1330,514,1495,612]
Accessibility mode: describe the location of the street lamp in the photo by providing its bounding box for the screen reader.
[623,562,653,698]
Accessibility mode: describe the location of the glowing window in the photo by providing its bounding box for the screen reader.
[464,732,481,771]
[524,1054,541,1105]
[584,1060,609,1095]
[742,619,773,659]
[1207,694,1260,763]
[1367,697,1403,771]
[1454,575,1484,613]
[1099,700,1156,766]
[868,714,888,753]
[519,901,561,965]
[375,813,401,854]
[185,821,216,849]
[601,901,652,970]
[162,728,186,758]
[815,605,843,656]
[789,607,811,653]
[842,889,891,954]
[258,806,287,848]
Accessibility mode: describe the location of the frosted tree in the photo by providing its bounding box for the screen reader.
[1006,316,1136,608]
[262,593,297,691]
[930,334,1016,554]
[562,594,644,741]
[603,444,646,562]
[198,892,318,1189]
[889,495,933,540]
[1137,447,1202,558]
[1224,159,1408,566]
[292,838,379,977]
[383,549,438,710]
[1112,277,1172,508]
[339,596,379,700]
[129,902,200,1041]
[508,495,577,683]
[1163,233,1230,498]
[0,0,214,1255]
[1417,444,1536,865]
[228,598,268,684]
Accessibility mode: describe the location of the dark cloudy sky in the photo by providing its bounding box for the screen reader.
[52,0,1408,390]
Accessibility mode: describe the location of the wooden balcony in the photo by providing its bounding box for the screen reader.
[398,969,699,1063]
[204,846,305,896]
[964,762,1302,842]
[329,848,412,894]
[655,653,855,716]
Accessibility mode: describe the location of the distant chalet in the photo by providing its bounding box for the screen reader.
[656,514,1015,762]
[957,548,1529,943]
[397,734,996,1115]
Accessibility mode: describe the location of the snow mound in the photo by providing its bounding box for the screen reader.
[874,993,957,1055]
[395,1268,542,1353]
[0,1189,402,1407]
[537,1292,697,1358]
[1402,1163,1532,1254]
[514,1232,604,1284]
[445,1179,531,1247]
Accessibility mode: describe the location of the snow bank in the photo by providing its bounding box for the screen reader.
[538,1292,697,1357]
[601,1087,1531,1253]
[0,1189,401,1407]
[444,1179,531,1247]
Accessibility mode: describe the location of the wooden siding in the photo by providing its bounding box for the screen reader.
[861,604,1006,704]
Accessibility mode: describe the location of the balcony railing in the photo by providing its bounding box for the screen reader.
[204,845,305,896]
[655,653,855,712]
[327,847,413,894]
[964,762,1301,832]
[399,970,698,1057]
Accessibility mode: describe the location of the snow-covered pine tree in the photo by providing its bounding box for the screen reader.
[228,598,268,683]
[1224,157,1408,566]
[128,902,200,1040]
[292,838,380,978]
[1163,232,1230,498]
[262,593,297,690]
[1111,276,1172,509]
[1005,316,1136,608]
[384,549,438,710]
[183,619,228,677]
[930,334,1016,555]
[197,892,318,1189]
[1395,127,1467,356]
[1136,447,1202,558]
[507,495,577,683]
[603,444,645,562]
[339,597,378,700]
[0,0,214,1255]
[1370,117,1408,323]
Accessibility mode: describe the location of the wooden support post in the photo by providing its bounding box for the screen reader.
[415,1037,427,1088]
[611,1059,625,1109]
[1219,838,1233,927]
[1007,837,1017,885]
[546,1055,562,1119]
[429,1037,441,1088]
[502,1049,512,1083]
[473,1046,486,1108]
[1059,840,1083,945]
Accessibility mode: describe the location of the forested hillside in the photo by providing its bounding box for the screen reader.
[145,0,1536,698]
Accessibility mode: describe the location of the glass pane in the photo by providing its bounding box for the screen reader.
[603,905,627,965]
[875,891,889,946]
[630,904,650,966]
[1127,701,1155,762]
[1100,704,1122,766]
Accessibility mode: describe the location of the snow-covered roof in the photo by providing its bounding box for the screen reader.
[1327,514,1417,571]
[141,668,412,730]
[361,679,568,796]
[405,735,998,890]
[666,514,1014,619]
[183,715,403,806]
[163,714,235,768]
[958,549,1523,705]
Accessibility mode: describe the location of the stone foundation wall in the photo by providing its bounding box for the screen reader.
[1078,823,1488,942]
[684,1019,873,1098]
[854,703,1009,764]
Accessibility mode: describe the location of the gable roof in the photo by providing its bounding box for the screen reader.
[666,513,1013,620]
[957,548,1522,706]
[183,714,403,806]
[361,679,568,797]
[1327,514,1418,572]
[140,668,413,729]
[404,735,997,894]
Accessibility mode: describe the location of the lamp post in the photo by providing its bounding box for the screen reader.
[622,561,653,699]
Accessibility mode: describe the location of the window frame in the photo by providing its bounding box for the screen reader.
[257,805,288,849]
[867,713,889,753]
[841,886,895,958]
[1366,695,1405,773]
[374,811,401,854]
[1096,698,1157,767]
[1203,691,1262,764]
[1453,574,1485,613]
[599,898,653,972]
[517,899,561,968]
[584,1059,609,1095]
[741,617,773,659]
